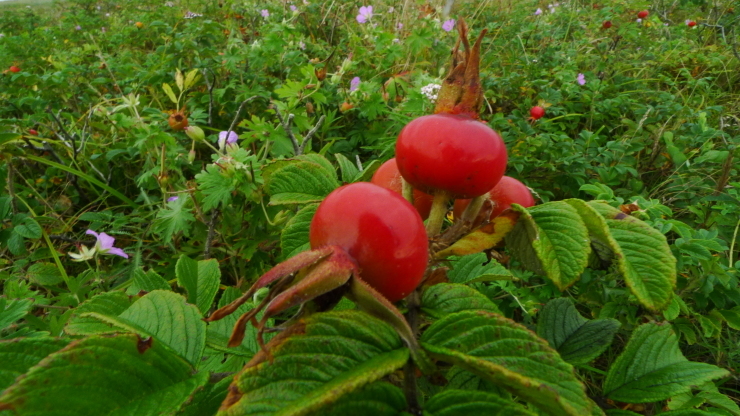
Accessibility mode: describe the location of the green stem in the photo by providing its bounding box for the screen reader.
[425,191,450,237]
[460,193,489,223]
[401,177,414,205]
[729,216,740,268]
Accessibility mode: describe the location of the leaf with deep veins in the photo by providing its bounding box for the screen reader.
[218,311,408,416]
[347,276,435,375]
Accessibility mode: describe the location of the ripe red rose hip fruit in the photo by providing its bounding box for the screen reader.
[395,113,508,199]
[530,106,545,120]
[602,20,612,29]
[309,182,429,302]
[28,129,38,136]
[637,10,649,18]
[454,176,536,220]
[687,20,696,27]
[371,158,434,220]
[9,66,21,73]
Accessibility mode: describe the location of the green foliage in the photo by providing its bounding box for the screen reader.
[424,389,535,416]
[0,0,738,413]
[536,298,620,365]
[421,283,501,318]
[0,334,208,415]
[219,310,408,416]
[176,255,221,314]
[603,323,729,403]
[421,310,599,416]
[263,154,339,205]
[506,201,590,290]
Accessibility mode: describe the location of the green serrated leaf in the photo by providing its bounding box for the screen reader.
[65,290,134,335]
[13,217,41,240]
[421,310,599,416]
[664,295,681,321]
[219,310,408,416]
[0,198,11,220]
[6,232,26,256]
[536,298,620,365]
[117,290,206,366]
[25,262,63,286]
[0,334,208,415]
[0,298,33,332]
[603,323,729,403]
[335,153,360,183]
[315,382,407,416]
[176,376,231,416]
[195,164,236,211]
[280,204,318,259]
[425,389,536,416]
[353,159,381,183]
[263,155,339,206]
[153,195,195,243]
[697,391,740,415]
[0,338,70,392]
[175,69,184,92]
[162,82,178,104]
[184,69,200,90]
[176,255,221,315]
[125,268,170,295]
[585,202,676,311]
[505,202,590,290]
[421,283,501,318]
[447,253,513,284]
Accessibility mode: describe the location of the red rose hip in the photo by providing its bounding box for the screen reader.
[637,10,649,18]
[9,66,20,73]
[395,113,508,199]
[530,106,546,120]
[309,182,429,302]
[371,158,434,219]
[454,176,536,220]
[602,20,612,29]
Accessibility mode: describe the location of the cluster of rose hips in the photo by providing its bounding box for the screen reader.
[309,109,536,302]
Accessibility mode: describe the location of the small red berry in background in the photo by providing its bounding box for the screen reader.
[602,20,612,29]
[530,106,545,120]
[9,66,21,73]
[687,20,696,27]
[29,129,38,136]
[637,10,649,19]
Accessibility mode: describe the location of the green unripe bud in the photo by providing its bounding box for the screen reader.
[188,150,196,164]
[184,125,205,141]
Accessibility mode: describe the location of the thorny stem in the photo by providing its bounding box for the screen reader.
[426,191,450,237]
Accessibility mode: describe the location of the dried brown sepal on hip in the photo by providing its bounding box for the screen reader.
[433,18,487,119]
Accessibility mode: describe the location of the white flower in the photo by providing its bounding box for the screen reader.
[421,83,442,101]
